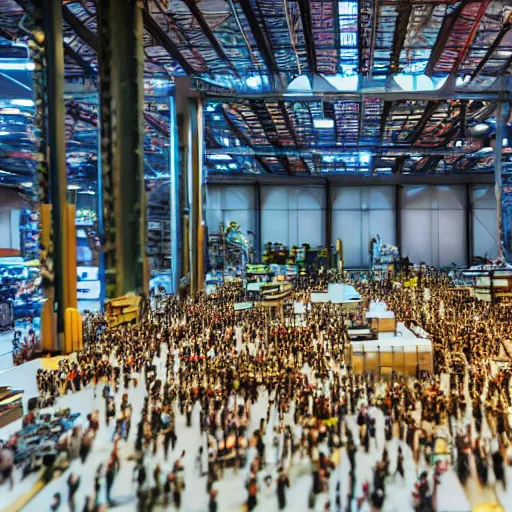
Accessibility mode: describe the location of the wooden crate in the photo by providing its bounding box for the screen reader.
[370,317,396,333]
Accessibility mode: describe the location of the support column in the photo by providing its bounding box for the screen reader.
[175,77,205,294]
[466,183,473,266]
[495,99,512,263]
[395,185,402,255]
[494,100,505,262]
[255,183,261,262]
[169,94,180,294]
[97,0,147,298]
[43,0,68,350]
[325,179,332,266]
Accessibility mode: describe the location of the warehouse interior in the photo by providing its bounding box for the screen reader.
[0,1,511,511]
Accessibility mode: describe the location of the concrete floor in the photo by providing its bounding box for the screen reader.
[0,330,14,371]
[1,343,499,512]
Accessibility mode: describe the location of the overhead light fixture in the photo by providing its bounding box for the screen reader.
[0,60,35,71]
[313,119,334,129]
[246,75,263,89]
[359,152,371,165]
[67,184,81,190]
[11,99,34,107]
[20,182,33,188]
[0,131,10,135]
[207,153,233,161]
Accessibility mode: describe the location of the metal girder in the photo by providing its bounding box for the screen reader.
[206,173,494,186]
[380,100,393,140]
[278,156,294,176]
[202,90,512,102]
[248,100,295,174]
[298,0,317,73]
[279,101,310,173]
[220,107,273,174]
[403,101,439,144]
[238,0,279,75]
[468,21,512,83]
[425,0,470,76]
[142,8,195,75]
[44,0,69,349]
[63,42,97,75]
[97,0,147,297]
[390,2,412,74]
[206,144,477,157]
[448,0,492,79]
[183,0,239,77]
[62,4,98,53]
[393,155,407,174]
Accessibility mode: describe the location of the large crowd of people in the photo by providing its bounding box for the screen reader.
[2,269,512,511]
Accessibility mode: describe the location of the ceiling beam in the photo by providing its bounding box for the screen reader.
[62,4,98,53]
[278,156,294,176]
[298,0,317,73]
[202,89,511,102]
[279,101,310,173]
[425,0,471,76]
[238,0,279,75]
[206,145,484,157]
[206,172,494,186]
[220,107,273,174]
[390,3,412,74]
[141,8,196,75]
[403,101,439,144]
[379,101,393,141]
[447,0,492,79]
[63,43,97,75]
[468,19,512,84]
[182,0,240,77]
[392,155,407,174]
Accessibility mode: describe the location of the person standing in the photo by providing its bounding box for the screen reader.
[67,474,80,512]
[276,470,290,510]
[105,457,117,504]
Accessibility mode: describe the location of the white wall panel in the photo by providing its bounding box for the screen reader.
[206,185,255,235]
[401,185,467,267]
[260,186,325,247]
[261,209,289,245]
[332,210,363,267]
[331,186,395,267]
[472,185,498,259]
[401,210,432,264]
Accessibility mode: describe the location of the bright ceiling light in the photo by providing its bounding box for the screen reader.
[246,76,262,89]
[207,153,233,161]
[313,119,334,129]
[0,60,35,71]
[20,182,33,188]
[359,152,371,165]
[11,99,34,107]
[67,184,81,190]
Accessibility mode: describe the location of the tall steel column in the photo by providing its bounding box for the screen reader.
[494,100,505,262]
[175,77,205,294]
[169,94,180,294]
[395,185,402,254]
[97,0,147,297]
[43,0,68,350]
[255,183,261,262]
[325,179,332,265]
